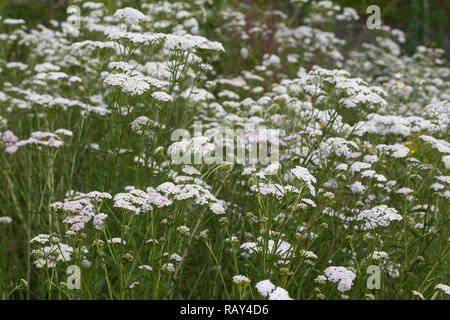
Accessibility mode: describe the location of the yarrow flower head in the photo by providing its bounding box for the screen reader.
[320,137,358,159]
[0,216,12,224]
[232,275,251,286]
[108,237,126,245]
[93,213,108,231]
[161,263,175,273]
[435,284,450,295]
[291,166,316,196]
[113,8,150,26]
[323,266,356,292]
[131,116,152,135]
[138,265,153,272]
[255,279,293,300]
[396,187,413,195]
[356,205,402,230]
[32,243,73,268]
[151,91,172,102]
[170,253,183,262]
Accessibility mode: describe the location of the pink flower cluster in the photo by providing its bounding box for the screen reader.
[1,130,66,154]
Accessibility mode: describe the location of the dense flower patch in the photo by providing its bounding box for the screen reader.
[0,0,448,300]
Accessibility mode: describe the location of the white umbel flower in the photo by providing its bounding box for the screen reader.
[255,279,293,300]
[151,91,173,102]
[113,8,150,26]
[232,275,251,286]
[131,116,151,135]
[435,284,450,295]
[356,205,402,230]
[0,216,12,224]
[291,166,316,196]
[323,266,356,292]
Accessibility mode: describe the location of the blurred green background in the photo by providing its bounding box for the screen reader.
[337,0,449,54]
[0,0,449,55]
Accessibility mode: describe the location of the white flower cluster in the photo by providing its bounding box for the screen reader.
[93,213,108,231]
[255,279,293,300]
[240,237,294,263]
[156,182,225,215]
[0,216,12,224]
[309,67,387,109]
[114,188,172,214]
[291,165,316,196]
[168,136,215,160]
[299,249,318,259]
[130,116,151,135]
[250,182,299,200]
[232,275,251,286]
[412,290,425,300]
[71,40,123,53]
[435,284,450,295]
[323,266,356,292]
[161,262,175,273]
[30,234,59,245]
[356,205,402,230]
[348,181,366,194]
[31,242,73,269]
[49,191,111,235]
[104,72,166,96]
[376,143,410,158]
[163,34,225,53]
[419,135,450,154]
[2,130,68,154]
[350,161,371,173]
[151,91,172,102]
[369,251,389,261]
[355,114,435,137]
[320,137,358,159]
[138,265,153,272]
[108,237,126,245]
[423,101,450,131]
[113,7,150,26]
